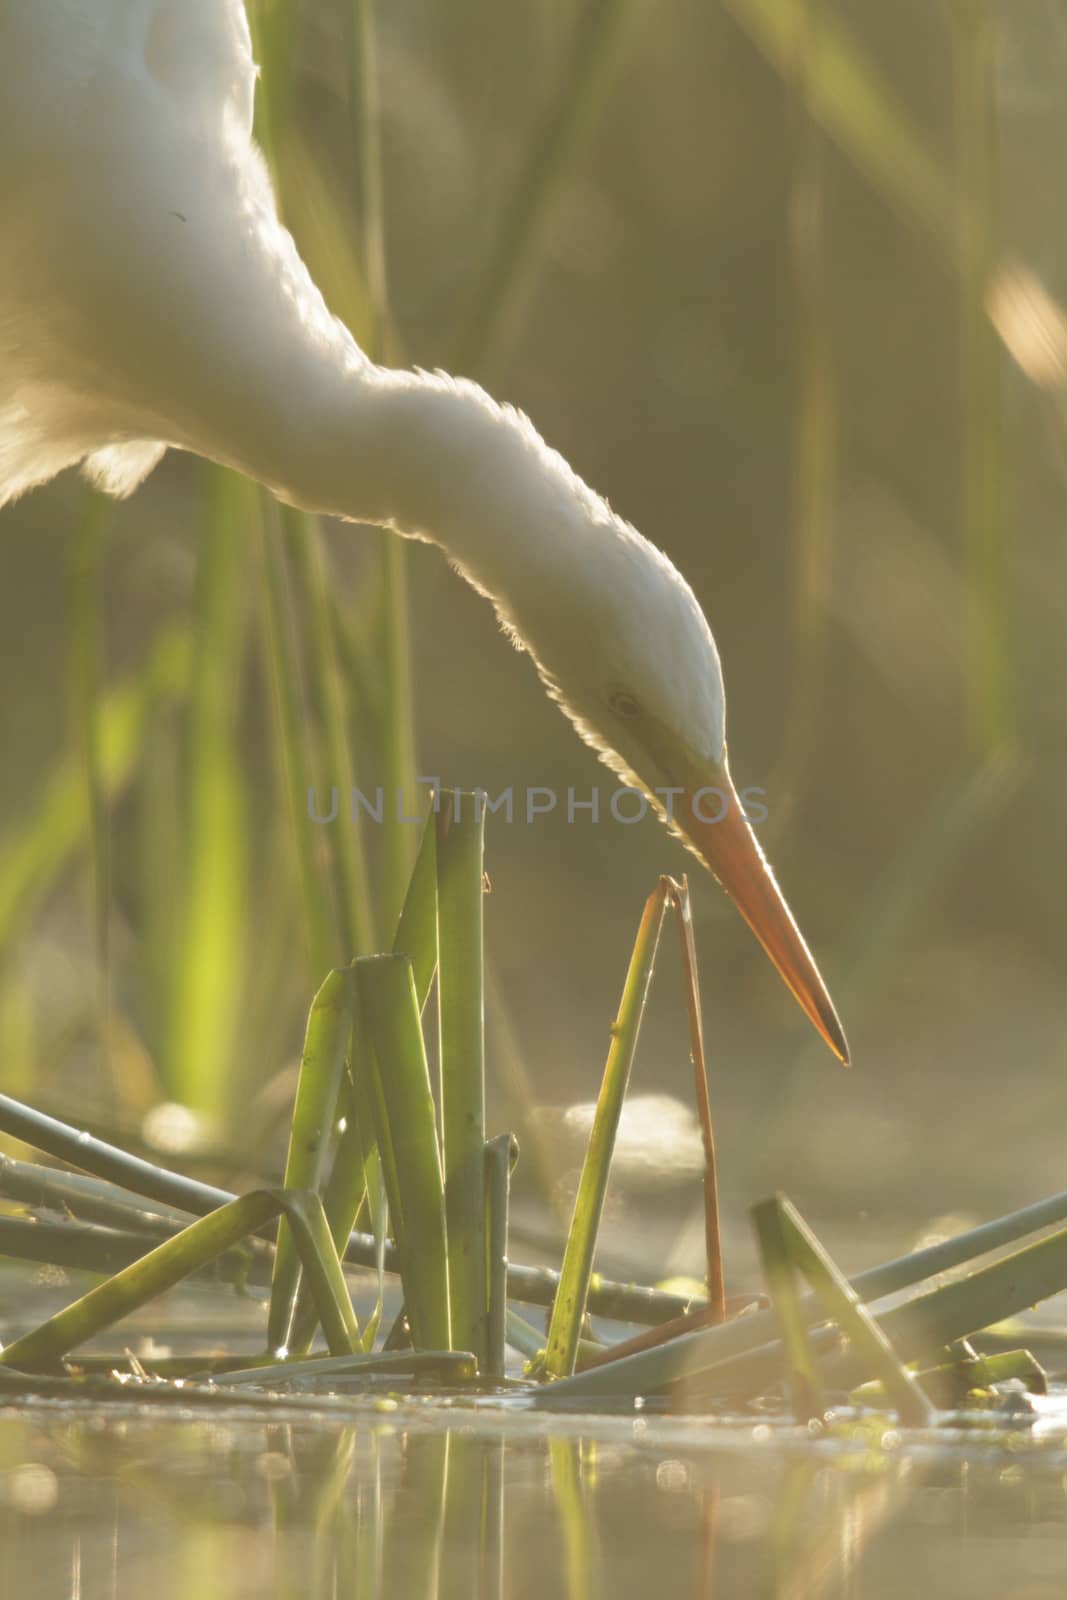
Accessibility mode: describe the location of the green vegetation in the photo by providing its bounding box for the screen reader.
[2,7,1066,1598]
[1,830,1066,1429]
[0,0,1061,1442]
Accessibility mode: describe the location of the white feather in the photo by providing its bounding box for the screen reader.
[0,0,726,788]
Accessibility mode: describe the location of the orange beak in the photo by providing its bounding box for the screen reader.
[677,773,849,1064]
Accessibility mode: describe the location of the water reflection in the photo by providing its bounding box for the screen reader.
[2,1404,1067,1599]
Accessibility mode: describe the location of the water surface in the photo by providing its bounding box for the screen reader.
[3,1392,1067,1599]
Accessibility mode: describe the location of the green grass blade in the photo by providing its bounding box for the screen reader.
[373,536,419,933]
[257,1186,361,1355]
[949,1348,1047,1398]
[135,699,183,1072]
[566,1215,1067,1408]
[756,1195,932,1425]
[0,1213,261,1288]
[268,968,354,1351]
[0,1153,189,1234]
[257,492,337,979]
[340,0,417,932]
[666,879,724,1321]
[14,1072,1067,1346]
[505,1309,547,1364]
[284,508,377,956]
[353,954,451,1350]
[0,625,193,950]
[165,468,250,1120]
[392,809,439,1005]
[293,1086,374,1335]
[287,1011,382,1356]
[342,1028,389,1353]
[265,91,416,944]
[287,810,439,1351]
[484,1134,517,1381]
[258,0,420,1072]
[68,490,111,1073]
[436,801,487,1364]
[0,1187,358,1371]
[533,1183,1067,1405]
[0,1093,730,1321]
[211,1349,476,1389]
[543,880,668,1379]
[851,1346,1046,1410]
[875,1225,1067,1373]
[751,1196,826,1423]
[0,1093,240,1214]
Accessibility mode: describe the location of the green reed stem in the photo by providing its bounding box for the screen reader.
[284,508,377,956]
[167,468,249,1118]
[68,491,111,1076]
[436,801,487,1365]
[544,880,668,1379]
[257,493,337,978]
[0,1188,358,1371]
[269,969,353,1351]
[354,955,451,1350]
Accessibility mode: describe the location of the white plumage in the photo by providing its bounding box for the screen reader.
[0,0,847,1061]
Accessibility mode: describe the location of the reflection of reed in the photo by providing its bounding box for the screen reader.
[381,1432,450,1600]
[697,1480,720,1600]
[254,1417,922,1600]
[551,1436,601,1600]
[15,1397,1067,1600]
[773,1457,913,1600]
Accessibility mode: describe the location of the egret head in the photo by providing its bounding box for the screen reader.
[505,506,849,1065]
[411,385,847,1061]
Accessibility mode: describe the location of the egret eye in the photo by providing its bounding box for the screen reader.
[609,689,642,719]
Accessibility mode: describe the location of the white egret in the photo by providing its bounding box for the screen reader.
[0,1,848,1062]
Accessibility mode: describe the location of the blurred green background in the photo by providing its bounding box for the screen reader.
[1,0,1065,1270]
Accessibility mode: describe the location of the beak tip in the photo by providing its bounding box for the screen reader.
[812,997,850,1067]
[822,1009,850,1067]
[677,779,850,1067]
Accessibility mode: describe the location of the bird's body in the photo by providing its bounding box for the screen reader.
[0,0,848,1061]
